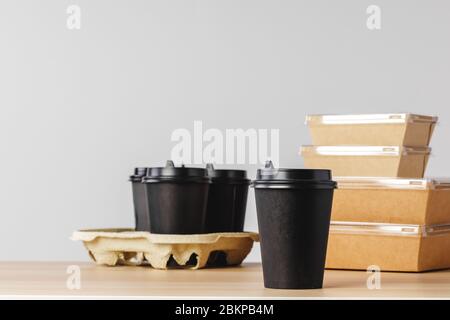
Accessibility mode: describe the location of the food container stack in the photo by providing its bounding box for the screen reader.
[301,113,450,272]
[302,114,436,178]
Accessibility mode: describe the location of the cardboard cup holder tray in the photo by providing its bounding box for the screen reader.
[72,228,259,269]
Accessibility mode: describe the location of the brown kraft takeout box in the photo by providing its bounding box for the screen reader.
[332,177,450,225]
[326,221,450,272]
[301,146,431,178]
[306,113,437,147]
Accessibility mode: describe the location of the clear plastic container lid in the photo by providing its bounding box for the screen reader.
[335,177,450,190]
[301,145,431,156]
[305,113,438,125]
[330,221,450,237]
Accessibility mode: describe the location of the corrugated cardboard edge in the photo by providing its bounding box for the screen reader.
[71,229,259,270]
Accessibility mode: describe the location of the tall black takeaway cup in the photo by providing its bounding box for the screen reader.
[205,164,250,233]
[142,161,210,234]
[253,161,336,289]
[129,168,151,232]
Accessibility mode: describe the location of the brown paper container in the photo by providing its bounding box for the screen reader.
[332,177,450,225]
[301,146,430,178]
[306,113,437,147]
[326,222,450,272]
[71,228,259,269]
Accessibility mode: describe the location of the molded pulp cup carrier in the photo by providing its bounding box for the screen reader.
[253,161,336,289]
[205,164,250,233]
[143,161,210,234]
[129,168,150,232]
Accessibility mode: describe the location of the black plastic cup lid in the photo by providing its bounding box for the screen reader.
[129,167,149,182]
[142,160,209,183]
[206,163,250,182]
[253,161,336,189]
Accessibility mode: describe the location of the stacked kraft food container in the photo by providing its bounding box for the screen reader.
[301,113,450,272]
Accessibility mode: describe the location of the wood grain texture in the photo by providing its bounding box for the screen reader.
[1,262,450,298]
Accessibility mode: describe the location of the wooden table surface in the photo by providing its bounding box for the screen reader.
[1,262,449,299]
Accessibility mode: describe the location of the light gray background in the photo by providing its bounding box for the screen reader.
[1,0,450,261]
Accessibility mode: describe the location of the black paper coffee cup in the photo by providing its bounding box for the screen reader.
[130,168,151,232]
[142,161,210,234]
[205,164,250,233]
[253,161,336,289]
